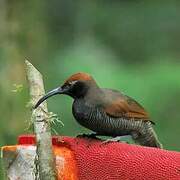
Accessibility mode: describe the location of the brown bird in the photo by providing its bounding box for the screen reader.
[34,72,162,148]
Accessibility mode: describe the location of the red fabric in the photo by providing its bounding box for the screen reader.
[18,134,36,145]
[18,135,180,180]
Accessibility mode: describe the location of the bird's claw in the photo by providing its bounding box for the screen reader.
[76,133,99,139]
[102,137,129,145]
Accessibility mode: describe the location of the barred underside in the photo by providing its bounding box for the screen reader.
[73,100,162,148]
[132,122,163,148]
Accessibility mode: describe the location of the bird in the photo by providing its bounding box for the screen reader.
[34,72,162,148]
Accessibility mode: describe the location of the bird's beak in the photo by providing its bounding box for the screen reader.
[34,87,64,109]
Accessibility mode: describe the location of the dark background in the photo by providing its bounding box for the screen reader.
[0,1,180,178]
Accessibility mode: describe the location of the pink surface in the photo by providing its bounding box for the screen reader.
[18,135,180,180]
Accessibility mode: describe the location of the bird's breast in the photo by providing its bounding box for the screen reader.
[72,99,92,122]
[72,99,109,133]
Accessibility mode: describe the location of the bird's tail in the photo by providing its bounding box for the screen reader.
[132,121,163,149]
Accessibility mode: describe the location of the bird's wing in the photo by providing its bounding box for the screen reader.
[102,89,150,121]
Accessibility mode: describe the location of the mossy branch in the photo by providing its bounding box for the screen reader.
[25,60,56,180]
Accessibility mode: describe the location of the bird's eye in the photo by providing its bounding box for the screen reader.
[69,80,77,85]
[63,80,78,89]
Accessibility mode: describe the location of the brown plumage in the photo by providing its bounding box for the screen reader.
[34,72,162,148]
[104,93,149,119]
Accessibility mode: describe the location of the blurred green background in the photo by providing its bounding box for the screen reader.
[1,0,180,178]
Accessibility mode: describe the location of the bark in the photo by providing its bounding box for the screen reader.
[25,60,56,180]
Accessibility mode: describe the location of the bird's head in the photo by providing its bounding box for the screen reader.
[34,72,96,108]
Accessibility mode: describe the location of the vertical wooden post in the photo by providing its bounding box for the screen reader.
[25,60,56,180]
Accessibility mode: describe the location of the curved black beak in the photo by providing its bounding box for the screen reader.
[34,87,64,109]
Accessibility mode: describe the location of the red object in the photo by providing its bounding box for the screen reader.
[18,135,180,180]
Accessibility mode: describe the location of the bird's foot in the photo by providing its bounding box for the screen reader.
[102,136,130,145]
[76,133,100,139]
